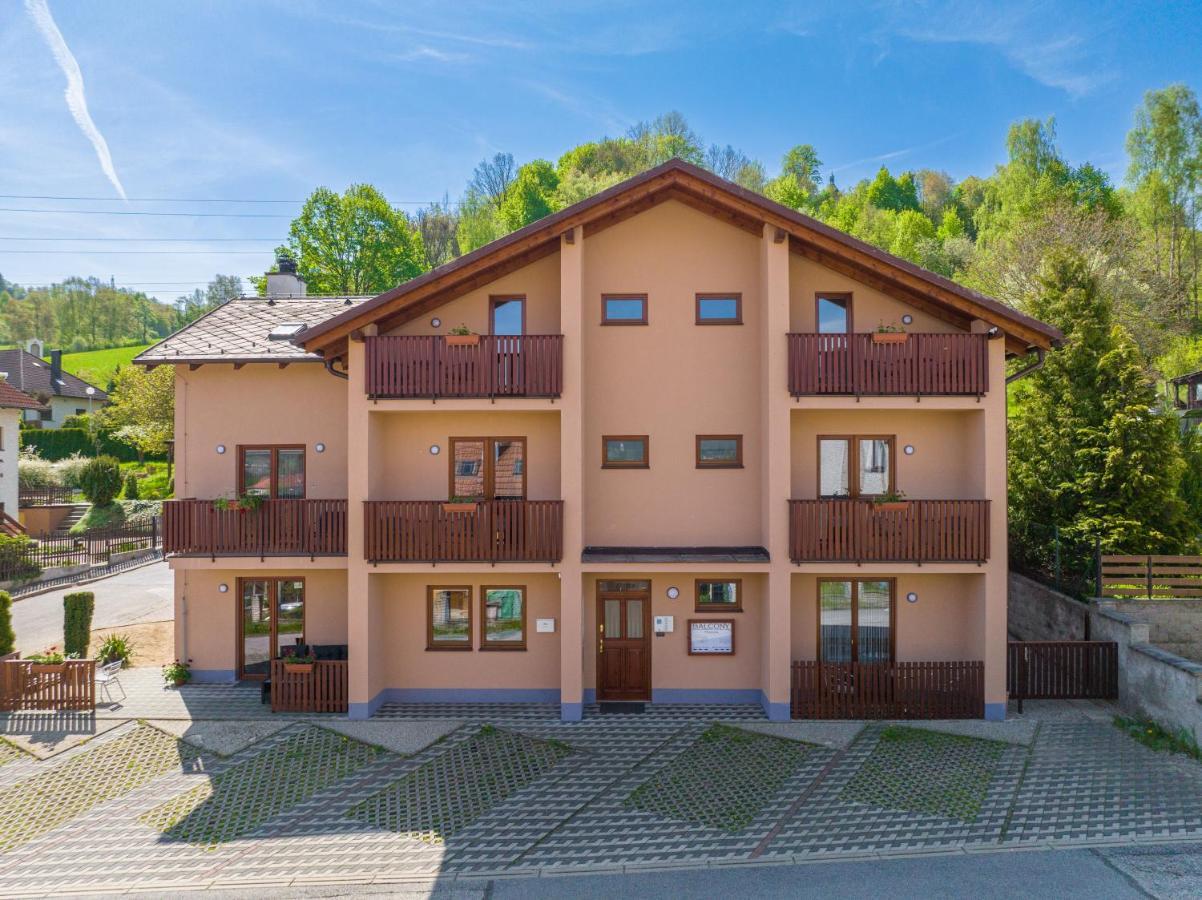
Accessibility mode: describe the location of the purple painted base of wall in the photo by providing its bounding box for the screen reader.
[984,702,1006,721]
[190,669,236,684]
[561,701,582,722]
[760,692,791,722]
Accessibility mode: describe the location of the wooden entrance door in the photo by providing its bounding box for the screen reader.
[596,582,651,701]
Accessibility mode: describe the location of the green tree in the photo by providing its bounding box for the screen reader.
[78,457,122,507]
[498,160,559,231]
[455,188,505,254]
[866,167,920,212]
[98,365,174,462]
[780,144,823,196]
[0,591,13,656]
[63,591,94,659]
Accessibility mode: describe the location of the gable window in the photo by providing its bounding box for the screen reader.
[819,579,893,663]
[818,436,893,497]
[239,445,305,498]
[601,294,648,325]
[481,586,526,650]
[696,579,742,612]
[696,435,743,469]
[490,295,526,336]
[816,293,852,333]
[602,435,649,469]
[428,586,472,650]
[449,437,526,499]
[695,293,742,325]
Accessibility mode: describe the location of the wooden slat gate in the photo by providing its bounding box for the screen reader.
[1100,555,1202,599]
[0,659,95,711]
[1006,641,1118,710]
[269,660,348,713]
[790,660,984,719]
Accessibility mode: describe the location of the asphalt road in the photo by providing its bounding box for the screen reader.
[10,560,172,656]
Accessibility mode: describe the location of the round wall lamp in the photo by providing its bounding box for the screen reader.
[906,592,918,604]
[315,442,326,453]
[431,317,442,328]
[429,444,441,455]
[666,586,680,600]
[903,445,915,456]
[216,444,226,455]
[901,314,913,325]
[218,583,229,593]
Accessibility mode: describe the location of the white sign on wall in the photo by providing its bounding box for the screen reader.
[688,620,734,655]
[535,618,556,633]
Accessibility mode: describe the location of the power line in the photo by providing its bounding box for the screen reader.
[0,236,284,242]
[0,193,445,204]
[0,250,272,255]
[0,207,292,218]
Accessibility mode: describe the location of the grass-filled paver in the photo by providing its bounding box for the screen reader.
[0,738,25,768]
[624,723,813,832]
[348,725,571,844]
[840,725,1004,822]
[0,725,199,853]
[140,726,380,849]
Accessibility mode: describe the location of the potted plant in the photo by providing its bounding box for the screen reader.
[871,323,908,344]
[445,324,480,347]
[442,495,481,513]
[214,493,266,513]
[282,652,317,675]
[27,647,65,674]
[162,660,191,688]
[872,489,910,512]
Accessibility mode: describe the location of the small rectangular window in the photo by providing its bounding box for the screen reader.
[696,435,743,468]
[602,435,649,468]
[481,586,526,650]
[695,293,742,325]
[696,579,742,611]
[817,293,851,333]
[239,445,306,499]
[428,586,472,650]
[601,294,648,325]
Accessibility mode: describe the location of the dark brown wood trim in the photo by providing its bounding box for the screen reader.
[448,436,528,500]
[489,294,526,335]
[601,434,650,469]
[694,577,743,612]
[687,618,736,655]
[814,291,853,333]
[601,293,648,326]
[237,444,306,499]
[427,585,474,651]
[694,293,743,325]
[815,434,895,498]
[479,584,528,651]
[695,434,743,469]
[596,581,653,701]
[236,576,307,680]
[815,577,897,664]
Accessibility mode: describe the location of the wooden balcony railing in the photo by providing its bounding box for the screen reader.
[791,660,984,719]
[1,659,95,711]
[788,498,990,563]
[365,500,564,563]
[365,334,564,398]
[163,499,347,558]
[270,659,348,713]
[787,333,989,396]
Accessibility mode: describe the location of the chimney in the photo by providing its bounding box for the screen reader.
[265,253,306,298]
[49,349,62,395]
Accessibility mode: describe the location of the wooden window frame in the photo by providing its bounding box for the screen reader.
[489,294,526,335]
[447,437,528,500]
[479,584,528,651]
[237,444,306,499]
[815,291,853,334]
[694,578,743,613]
[601,293,648,326]
[816,578,897,664]
[695,434,744,469]
[816,434,895,498]
[236,576,306,680]
[601,434,650,469]
[686,618,736,656]
[427,585,474,651]
[694,292,743,325]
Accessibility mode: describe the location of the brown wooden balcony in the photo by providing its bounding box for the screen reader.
[365,335,563,399]
[788,498,990,563]
[163,499,347,558]
[365,500,564,563]
[787,333,989,396]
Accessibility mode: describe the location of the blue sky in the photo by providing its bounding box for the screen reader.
[2,0,1200,303]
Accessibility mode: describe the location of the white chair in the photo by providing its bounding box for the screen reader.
[95,659,126,703]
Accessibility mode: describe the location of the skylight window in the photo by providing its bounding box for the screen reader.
[268,322,306,340]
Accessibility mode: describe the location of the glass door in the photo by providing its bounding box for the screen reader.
[490,295,525,393]
[818,579,893,664]
[239,578,305,679]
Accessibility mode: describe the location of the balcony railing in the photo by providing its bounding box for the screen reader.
[365,500,564,563]
[787,333,989,396]
[163,499,347,557]
[788,498,990,563]
[365,335,564,399]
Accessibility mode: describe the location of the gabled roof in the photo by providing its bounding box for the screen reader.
[134,295,370,366]
[0,380,48,411]
[298,158,1062,358]
[0,349,108,401]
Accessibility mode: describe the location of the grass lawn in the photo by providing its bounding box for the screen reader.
[119,460,171,500]
[50,344,152,387]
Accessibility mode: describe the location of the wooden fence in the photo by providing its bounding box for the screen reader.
[787,333,989,396]
[1007,641,1118,707]
[365,500,564,563]
[790,660,984,719]
[789,499,990,563]
[163,500,346,558]
[1099,555,1202,599]
[0,659,95,711]
[366,335,564,398]
[269,659,348,713]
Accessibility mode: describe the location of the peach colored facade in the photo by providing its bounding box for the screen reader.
[154,162,1058,722]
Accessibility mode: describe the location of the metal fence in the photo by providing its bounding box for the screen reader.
[0,519,160,583]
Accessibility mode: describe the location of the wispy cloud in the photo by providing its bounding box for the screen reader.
[831,133,963,174]
[389,45,471,64]
[24,0,127,199]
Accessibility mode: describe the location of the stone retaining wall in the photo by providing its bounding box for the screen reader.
[1110,598,1202,664]
[1008,572,1088,641]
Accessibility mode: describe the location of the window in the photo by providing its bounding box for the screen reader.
[490,295,525,335]
[816,293,852,333]
[75,408,85,416]
[695,293,742,324]
[602,435,649,468]
[39,408,52,422]
[817,436,893,497]
[481,586,526,649]
[696,435,743,469]
[449,437,526,499]
[239,445,305,498]
[695,579,742,612]
[601,294,648,325]
[818,579,893,663]
[238,577,305,679]
[428,586,472,649]
[268,322,306,340]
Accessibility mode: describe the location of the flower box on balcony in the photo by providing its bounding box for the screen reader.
[445,334,480,347]
[441,501,480,513]
[283,662,314,675]
[873,501,911,512]
[871,331,908,344]
[29,663,65,675]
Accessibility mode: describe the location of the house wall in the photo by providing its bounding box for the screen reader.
[23,396,103,430]
[0,407,19,515]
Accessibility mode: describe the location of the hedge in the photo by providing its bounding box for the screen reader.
[19,428,164,463]
[0,591,13,656]
[63,591,95,658]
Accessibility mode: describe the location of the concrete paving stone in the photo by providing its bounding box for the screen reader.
[146,719,294,757]
[896,717,1038,746]
[0,716,129,759]
[313,719,464,756]
[734,720,865,748]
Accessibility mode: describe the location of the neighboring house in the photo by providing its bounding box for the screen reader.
[1170,370,1202,429]
[0,348,109,429]
[137,159,1061,722]
[0,380,48,517]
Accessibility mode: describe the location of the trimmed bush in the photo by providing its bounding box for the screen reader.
[0,591,13,656]
[123,472,140,500]
[79,456,122,506]
[0,535,41,583]
[63,591,95,658]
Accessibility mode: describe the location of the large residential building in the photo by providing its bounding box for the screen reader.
[138,160,1060,722]
[0,347,109,429]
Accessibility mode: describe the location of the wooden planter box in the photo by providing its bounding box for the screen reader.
[871,331,908,344]
[29,664,65,675]
[874,501,911,512]
[441,502,479,513]
[283,662,315,675]
[445,334,480,346]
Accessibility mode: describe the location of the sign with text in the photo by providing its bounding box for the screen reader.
[688,619,734,655]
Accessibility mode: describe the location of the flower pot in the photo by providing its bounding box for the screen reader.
[172,677,188,687]
[874,502,911,512]
[441,502,479,513]
[871,331,908,344]
[29,664,64,674]
[284,663,314,675]
[445,334,480,346]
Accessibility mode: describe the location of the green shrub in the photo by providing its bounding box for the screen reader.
[55,453,92,488]
[0,591,14,656]
[63,591,95,658]
[19,427,159,463]
[79,456,122,506]
[96,632,134,667]
[123,472,140,500]
[17,447,59,490]
[68,502,125,535]
[0,535,41,583]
